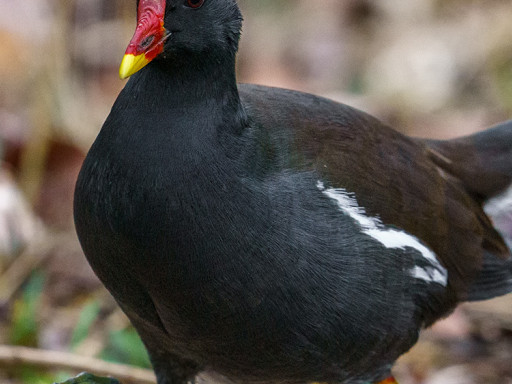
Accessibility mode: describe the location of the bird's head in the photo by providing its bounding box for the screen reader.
[119,0,243,79]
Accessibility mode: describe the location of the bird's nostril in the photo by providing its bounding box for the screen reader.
[140,35,155,50]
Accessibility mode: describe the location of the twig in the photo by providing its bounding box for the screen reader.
[0,233,48,306]
[0,345,155,384]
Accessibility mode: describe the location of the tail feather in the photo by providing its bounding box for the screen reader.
[467,251,512,301]
[425,120,512,301]
[426,120,512,201]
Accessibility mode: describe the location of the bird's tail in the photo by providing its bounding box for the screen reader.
[426,120,512,301]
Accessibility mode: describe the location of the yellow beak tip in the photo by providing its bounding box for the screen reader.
[119,54,150,80]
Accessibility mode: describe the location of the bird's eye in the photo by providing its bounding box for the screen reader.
[185,0,205,9]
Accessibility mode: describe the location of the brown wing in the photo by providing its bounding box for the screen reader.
[241,84,509,302]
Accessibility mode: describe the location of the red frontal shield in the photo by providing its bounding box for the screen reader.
[119,0,168,79]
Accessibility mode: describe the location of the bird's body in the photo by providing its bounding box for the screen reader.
[74,1,512,383]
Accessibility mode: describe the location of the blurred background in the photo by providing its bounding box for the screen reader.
[1,1,512,383]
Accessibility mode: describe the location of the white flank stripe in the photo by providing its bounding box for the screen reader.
[317,181,448,286]
[410,266,449,286]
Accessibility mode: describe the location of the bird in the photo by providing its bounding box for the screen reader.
[73,0,512,383]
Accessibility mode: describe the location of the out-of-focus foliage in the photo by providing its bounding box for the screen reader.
[69,301,101,351]
[9,273,45,347]
[100,329,151,369]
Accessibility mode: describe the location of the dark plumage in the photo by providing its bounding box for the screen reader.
[74,1,512,383]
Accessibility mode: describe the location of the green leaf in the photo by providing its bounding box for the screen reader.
[70,300,101,350]
[100,328,151,368]
[10,272,45,346]
[19,366,58,384]
[54,372,120,384]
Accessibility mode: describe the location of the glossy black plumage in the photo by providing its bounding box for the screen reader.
[74,1,512,383]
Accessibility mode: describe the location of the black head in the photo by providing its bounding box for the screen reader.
[120,0,243,79]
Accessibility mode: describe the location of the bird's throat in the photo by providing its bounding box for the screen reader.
[125,52,240,110]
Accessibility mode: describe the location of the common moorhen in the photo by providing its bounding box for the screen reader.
[74,1,512,383]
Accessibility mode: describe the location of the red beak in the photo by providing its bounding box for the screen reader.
[119,0,168,79]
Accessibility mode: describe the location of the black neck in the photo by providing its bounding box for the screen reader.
[119,49,244,121]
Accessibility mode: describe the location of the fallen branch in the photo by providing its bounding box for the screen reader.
[0,345,155,384]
